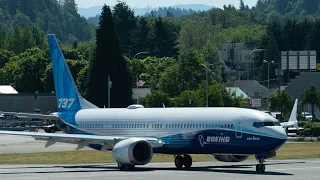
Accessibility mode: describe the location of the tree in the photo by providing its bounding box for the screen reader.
[141,90,171,107]
[174,90,197,107]
[302,85,320,121]
[152,17,179,58]
[113,1,137,56]
[131,17,152,55]
[239,0,246,11]
[87,5,132,108]
[0,48,48,93]
[269,90,293,121]
[158,64,182,97]
[178,50,206,90]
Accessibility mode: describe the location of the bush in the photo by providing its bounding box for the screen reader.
[303,122,312,135]
[311,122,320,137]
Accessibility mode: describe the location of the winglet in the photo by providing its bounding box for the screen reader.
[289,99,298,123]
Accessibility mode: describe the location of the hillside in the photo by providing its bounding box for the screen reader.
[0,0,95,42]
[255,0,320,15]
[79,4,215,18]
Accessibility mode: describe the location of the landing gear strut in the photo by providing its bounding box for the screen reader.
[256,159,265,173]
[174,154,192,168]
[118,163,135,171]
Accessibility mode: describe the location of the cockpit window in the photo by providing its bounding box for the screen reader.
[274,122,281,126]
[263,121,275,126]
[253,122,264,128]
[253,121,281,128]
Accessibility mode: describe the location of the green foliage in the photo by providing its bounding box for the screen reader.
[142,90,171,108]
[0,0,94,42]
[269,90,293,121]
[139,56,176,89]
[113,1,137,56]
[311,122,320,137]
[87,5,132,108]
[151,17,179,58]
[158,64,182,97]
[302,85,320,121]
[174,90,197,107]
[0,48,48,92]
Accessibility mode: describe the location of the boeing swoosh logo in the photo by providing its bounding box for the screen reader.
[198,135,231,147]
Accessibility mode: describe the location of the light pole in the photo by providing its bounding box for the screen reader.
[134,52,149,59]
[263,60,274,90]
[201,63,214,107]
[248,49,265,80]
[133,52,149,104]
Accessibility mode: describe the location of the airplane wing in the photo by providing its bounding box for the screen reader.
[0,131,165,150]
[0,111,61,121]
[281,99,298,129]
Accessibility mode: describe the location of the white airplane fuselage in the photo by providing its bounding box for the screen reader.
[60,107,287,156]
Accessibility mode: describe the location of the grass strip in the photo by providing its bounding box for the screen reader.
[0,143,319,164]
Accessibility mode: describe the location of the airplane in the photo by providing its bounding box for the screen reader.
[0,34,287,173]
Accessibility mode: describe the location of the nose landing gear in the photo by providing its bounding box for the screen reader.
[256,158,266,173]
[174,154,193,168]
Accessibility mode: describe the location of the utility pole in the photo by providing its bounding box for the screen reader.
[108,75,111,108]
[201,64,209,107]
[136,75,139,104]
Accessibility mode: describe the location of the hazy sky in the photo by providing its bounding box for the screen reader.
[75,0,259,8]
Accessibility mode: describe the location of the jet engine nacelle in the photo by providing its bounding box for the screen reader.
[112,138,153,166]
[214,155,249,162]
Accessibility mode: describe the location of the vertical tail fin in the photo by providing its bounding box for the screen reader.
[289,99,298,123]
[48,34,97,112]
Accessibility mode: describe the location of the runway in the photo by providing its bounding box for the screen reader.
[1,135,320,179]
[0,134,90,154]
[0,159,320,180]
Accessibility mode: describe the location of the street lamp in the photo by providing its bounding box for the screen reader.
[134,52,149,59]
[201,63,214,107]
[134,52,149,104]
[263,60,274,90]
[247,49,266,80]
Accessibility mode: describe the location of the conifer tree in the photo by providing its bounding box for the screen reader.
[87,5,132,108]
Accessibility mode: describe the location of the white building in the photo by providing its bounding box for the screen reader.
[219,42,256,80]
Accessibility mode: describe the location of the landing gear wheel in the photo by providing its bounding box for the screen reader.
[127,165,135,171]
[118,163,126,171]
[256,158,266,173]
[261,164,265,173]
[256,164,261,172]
[183,154,192,168]
[175,155,184,169]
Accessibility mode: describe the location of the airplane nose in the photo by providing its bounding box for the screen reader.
[275,126,288,139]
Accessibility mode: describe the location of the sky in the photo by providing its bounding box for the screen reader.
[75,0,259,8]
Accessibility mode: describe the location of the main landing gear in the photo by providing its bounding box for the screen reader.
[174,154,192,169]
[118,163,135,171]
[255,158,266,173]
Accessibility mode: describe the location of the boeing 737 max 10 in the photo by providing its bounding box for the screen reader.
[0,34,289,173]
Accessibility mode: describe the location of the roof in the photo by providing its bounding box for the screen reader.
[233,80,268,93]
[0,85,18,94]
[226,87,249,99]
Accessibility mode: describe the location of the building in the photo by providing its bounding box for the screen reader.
[132,88,152,104]
[0,93,57,113]
[226,80,270,109]
[219,42,256,80]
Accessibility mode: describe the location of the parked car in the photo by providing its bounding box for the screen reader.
[301,112,313,121]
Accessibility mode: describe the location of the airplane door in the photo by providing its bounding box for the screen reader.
[235,120,243,138]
